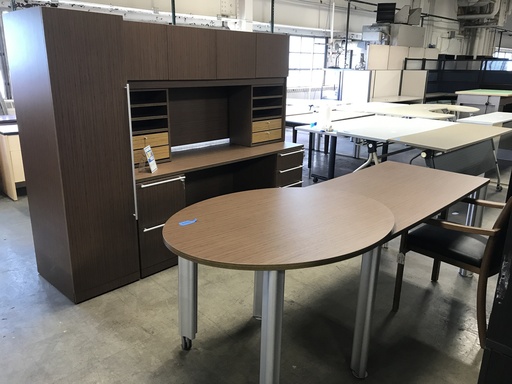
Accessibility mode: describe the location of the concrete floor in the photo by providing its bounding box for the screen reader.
[1,129,509,383]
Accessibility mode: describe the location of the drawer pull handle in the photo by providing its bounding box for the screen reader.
[141,176,185,188]
[143,223,166,233]
[278,149,304,157]
[280,180,303,188]
[279,165,302,174]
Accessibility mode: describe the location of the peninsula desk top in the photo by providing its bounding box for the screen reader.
[163,161,489,383]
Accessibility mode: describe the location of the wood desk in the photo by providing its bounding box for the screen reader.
[0,124,25,200]
[165,188,394,384]
[163,161,489,383]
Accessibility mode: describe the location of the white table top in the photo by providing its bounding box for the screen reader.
[341,102,471,120]
[296,114,511,153]
[394,122,512,152]
[342,102,408,114]
[457,112,512,125]
[331,115,455,141]
[286,110,373,126]
[370,95,424,103]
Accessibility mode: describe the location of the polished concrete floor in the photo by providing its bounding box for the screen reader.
[1,129,510,383]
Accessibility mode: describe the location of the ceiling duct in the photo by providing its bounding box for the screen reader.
[458,0,501,20]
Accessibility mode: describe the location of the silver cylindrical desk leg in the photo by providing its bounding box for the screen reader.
[253,271,264,319]
[260,270,285,384]
[351,246,382,379]
[179,257,198,346]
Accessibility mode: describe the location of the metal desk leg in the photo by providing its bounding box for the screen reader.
[308,132,314,178]
[260,270,285,384]
[354,141,379,173]
[292,127,297,143]
[327,136,337,179]
[179,257,198,350]
[253,271,264,319]
[351,246,382,379]
[490,138,502,191]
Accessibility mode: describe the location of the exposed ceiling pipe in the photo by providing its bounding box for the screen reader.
[271,0,275,32]
[458,0,501,19]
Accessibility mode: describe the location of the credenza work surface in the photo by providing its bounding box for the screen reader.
[135,142,303,183]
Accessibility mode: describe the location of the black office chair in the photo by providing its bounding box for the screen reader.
[392,196,512,348]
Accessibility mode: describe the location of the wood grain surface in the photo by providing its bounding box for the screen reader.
[163,187,394,270]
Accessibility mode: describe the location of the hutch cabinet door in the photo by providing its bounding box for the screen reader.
[168,25,217,80]
[256,33,290,78]
[216,30,256,79]
[123,21,168,81]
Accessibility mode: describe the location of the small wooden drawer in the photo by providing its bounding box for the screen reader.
[277,166,302,187]
[133,145,170,162]
[132,132,169,150]
[277,148,304,170]
[252,118,282,132]
[252,129,282,144]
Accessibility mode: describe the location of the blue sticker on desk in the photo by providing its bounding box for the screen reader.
[179,218,197,226]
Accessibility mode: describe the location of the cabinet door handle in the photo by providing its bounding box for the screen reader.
[143,223,166,233]
[140,175,185,189]
[280,180,303,188]
[278,149,304,157]
[278,165,302,174]
[126,83,138,221]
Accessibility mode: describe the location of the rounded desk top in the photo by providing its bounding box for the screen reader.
[163,187,394,270]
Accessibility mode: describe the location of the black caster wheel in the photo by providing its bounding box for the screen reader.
[181,336,192,350]
[497,185,503,192]
[313,177,319,183]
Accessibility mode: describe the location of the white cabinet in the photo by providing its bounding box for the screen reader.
[0,124,25,200]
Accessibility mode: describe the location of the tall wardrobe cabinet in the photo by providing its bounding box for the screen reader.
[4,8,140,303]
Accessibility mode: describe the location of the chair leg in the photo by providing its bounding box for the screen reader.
[476,274,488,348]
[392,252,406,312]
[431,259,441,282]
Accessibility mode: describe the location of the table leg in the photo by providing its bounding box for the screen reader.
[350,246,382,379]
[354,141,379,173]
[308,132,314,178]
[179,257,198,350]
[253,271,264,319]
[260,270,285,384]
[327,136,337,179]
[292,126,297,143]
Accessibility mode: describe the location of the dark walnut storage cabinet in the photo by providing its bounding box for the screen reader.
[5,7,303,303]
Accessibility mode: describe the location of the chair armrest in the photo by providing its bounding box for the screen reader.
[461,197,506,209]
[425,218,498,237]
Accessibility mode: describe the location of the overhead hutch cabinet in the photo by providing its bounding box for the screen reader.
[5,7,303,302]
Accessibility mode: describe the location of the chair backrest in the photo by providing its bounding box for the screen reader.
[483,197,512,275]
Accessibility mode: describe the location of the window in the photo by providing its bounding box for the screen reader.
[287,35,326,97]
